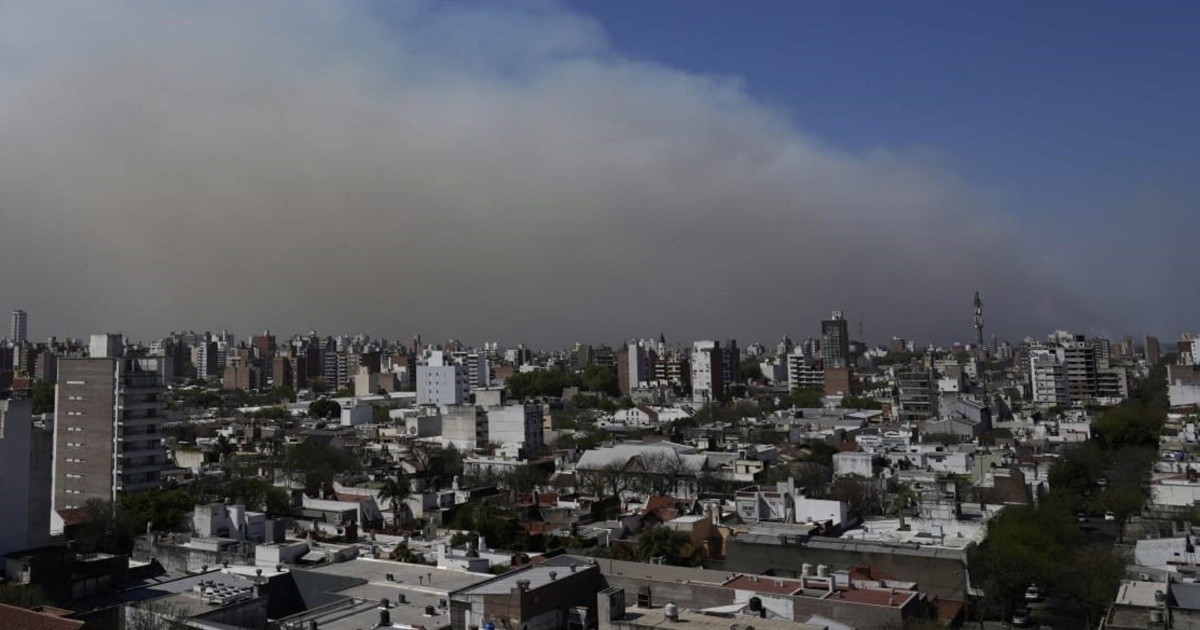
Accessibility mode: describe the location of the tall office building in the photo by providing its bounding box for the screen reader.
[52,356,167,512]
[10,309,27,344]
[821,311,850,369]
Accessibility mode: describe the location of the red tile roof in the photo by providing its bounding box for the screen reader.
[849,563,897,582]
[832,587,915,607]
[722,575,805,595]
[56,507,94,527]
[0,603,84,630]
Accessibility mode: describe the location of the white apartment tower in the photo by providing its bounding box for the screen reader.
[0,399,53,556]
[417,351,469,406]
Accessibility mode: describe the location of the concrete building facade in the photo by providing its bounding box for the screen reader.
[690,341,724,404]
[0,399,53,556]
[52,357,167,512]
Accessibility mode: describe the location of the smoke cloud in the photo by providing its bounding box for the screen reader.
[0,2,1131,347]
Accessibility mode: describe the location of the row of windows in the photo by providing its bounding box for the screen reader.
[66,411,84,416]
[64,457,86,463]
[66,426,84,432]
[63,489,83,494]
[68,395,85,401]
[65,442,84,447]
[65,473,84,479]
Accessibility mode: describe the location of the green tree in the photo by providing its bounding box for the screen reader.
[636,526,693,566]
[119,489,195,531]
[223,477,290,513]
[377,476,412,528]
[971,503,1081,617]
[739,359,763,381]
[0,582,49,608]
[269,385,297,403]
[505,369,576,399]
[1098,484,1146,542]
[308,397,341,419]
[579,365,620,397]
[389,542,426,564]
[1058,546,1125,630]
[1094,407,1164,450]
[791,388,824,408]
[504,466,550,494]
[253,405,291,420]
[285,441,360,494]
[31,380,56,414]
[76,499,141,554]
[1046,442,1106,507]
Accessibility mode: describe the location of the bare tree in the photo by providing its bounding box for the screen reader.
[637,450,693,496]
[123,600,191,630]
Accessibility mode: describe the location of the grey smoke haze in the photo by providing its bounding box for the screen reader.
[0,1,1164,348]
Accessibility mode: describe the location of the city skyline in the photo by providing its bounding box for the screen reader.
[1,2,1196,346]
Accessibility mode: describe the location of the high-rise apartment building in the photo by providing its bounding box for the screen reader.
[0,399,53,556]
[821,311,850,369]
[52,356,167,512]
[721,339,740,396]
[617,341,650,395]
[690,340,725,404]
[89,333,123,359]
[1145,335,1162,366]
[895,365,938,422]
[1028,335,1105,407]
[485,404,544,459]
[253,331,276,359]
[786,350,824,390]
[10,309,27,344]
[417,351,469,406]
[1030,348,1069,407]
[1063,336,1099,405]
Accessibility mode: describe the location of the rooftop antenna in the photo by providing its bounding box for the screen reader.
[973,291,985,355]
[974,290,990,403]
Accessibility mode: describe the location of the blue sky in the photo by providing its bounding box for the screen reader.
[570,1,1199,221]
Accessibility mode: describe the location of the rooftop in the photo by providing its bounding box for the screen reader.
[614,605,825,630]
[303,558,488,593]
[457,564,598,596]
[0,603,84,630]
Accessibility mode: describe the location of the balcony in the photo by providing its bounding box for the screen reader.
[120,447,164,459]
[118,462,164,475]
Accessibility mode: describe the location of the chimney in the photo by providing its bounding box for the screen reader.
[378,598,391,627]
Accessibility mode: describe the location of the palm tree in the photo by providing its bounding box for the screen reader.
[377,475,412,530]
